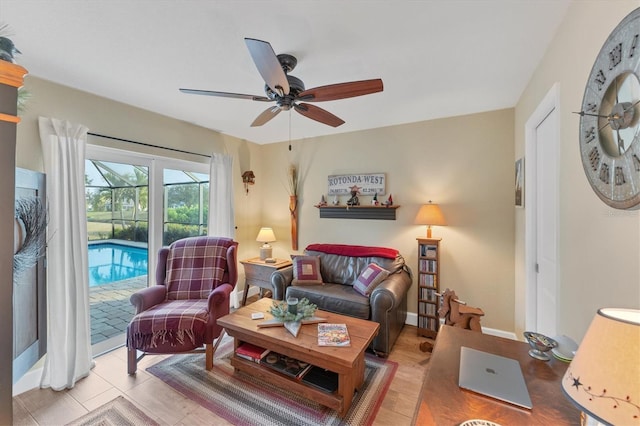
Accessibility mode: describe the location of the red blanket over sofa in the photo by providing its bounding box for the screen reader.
[306,243,398,259]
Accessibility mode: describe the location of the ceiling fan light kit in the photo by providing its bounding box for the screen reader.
[180,38,383,128]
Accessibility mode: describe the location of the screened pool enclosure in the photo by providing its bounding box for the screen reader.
[85,159,210,246]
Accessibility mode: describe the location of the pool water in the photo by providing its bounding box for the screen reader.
[88,243,148,286]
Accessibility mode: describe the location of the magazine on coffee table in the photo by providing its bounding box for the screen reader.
[317,323,351,347]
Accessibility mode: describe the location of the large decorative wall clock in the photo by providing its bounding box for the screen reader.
[577,7,640,210]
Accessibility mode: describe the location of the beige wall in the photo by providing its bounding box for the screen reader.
[260,109,516,332]
[514,1,640,341]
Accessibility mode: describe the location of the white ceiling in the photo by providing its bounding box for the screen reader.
[2,0,570,145]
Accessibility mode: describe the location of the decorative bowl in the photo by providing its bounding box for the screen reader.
[523,331,558,361]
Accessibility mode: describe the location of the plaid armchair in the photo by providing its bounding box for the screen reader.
[126,236,238,374]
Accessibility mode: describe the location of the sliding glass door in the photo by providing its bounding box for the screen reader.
[85,145,209,354]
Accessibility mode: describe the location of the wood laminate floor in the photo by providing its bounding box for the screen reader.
[12,299,432,425]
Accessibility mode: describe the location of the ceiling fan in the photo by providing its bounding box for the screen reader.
[179,38,383,128]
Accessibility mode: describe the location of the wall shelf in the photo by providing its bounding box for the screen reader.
[315,205,399,220]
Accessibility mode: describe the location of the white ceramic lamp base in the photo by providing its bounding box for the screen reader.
[259,244,272,260]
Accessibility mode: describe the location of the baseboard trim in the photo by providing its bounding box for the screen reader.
[13,366,42,396]
[404,312,517,340]
[406,312,418,327]
[237,287,261,307]
[481,327,518,340]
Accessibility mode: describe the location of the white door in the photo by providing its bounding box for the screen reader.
[534,110,558,336]
[525,85,559,337]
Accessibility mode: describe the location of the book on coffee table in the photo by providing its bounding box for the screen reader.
[235,342,269,363]
[317,323,351,347]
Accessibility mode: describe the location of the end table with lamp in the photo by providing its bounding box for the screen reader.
[240,257,292,306]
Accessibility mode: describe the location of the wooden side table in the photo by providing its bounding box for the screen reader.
[240,257,292,306]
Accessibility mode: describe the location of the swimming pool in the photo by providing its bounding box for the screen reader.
[88,243,148,286]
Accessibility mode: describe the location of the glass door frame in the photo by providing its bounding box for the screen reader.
[149,156,210,274]
[86,144,210,354]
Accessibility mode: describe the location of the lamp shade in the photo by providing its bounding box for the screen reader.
[416,202,446,238]
[416,203,446,226]
[561,308,640,426]
[256,227,276,243]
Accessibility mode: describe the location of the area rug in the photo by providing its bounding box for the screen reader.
[66,396,159,426]
[147,340,397,426]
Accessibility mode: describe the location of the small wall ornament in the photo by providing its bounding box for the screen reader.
[315,195,328,207]
[241,170,255,195]
[346,185,361,206]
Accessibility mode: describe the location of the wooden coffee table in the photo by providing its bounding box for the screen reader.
[217,298,379,417]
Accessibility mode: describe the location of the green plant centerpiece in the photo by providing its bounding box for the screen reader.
[269,297,317,322]
[257,298,325,337]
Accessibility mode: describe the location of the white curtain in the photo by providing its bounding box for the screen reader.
[208,153,237,306]
[208,153,235,238]
[38,117,94,390]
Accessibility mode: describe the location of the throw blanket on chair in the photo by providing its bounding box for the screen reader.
[306,243,399,259]
[127,237,235,352]
[165,237,234,300]
[127,299,208,350]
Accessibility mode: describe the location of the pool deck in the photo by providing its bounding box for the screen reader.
[89,276,147,345]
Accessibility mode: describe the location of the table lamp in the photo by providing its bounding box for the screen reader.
[416,201,446,238]
[561,308,640,426]
[256,227,276,260]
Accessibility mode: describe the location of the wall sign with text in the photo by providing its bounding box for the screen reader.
[327,173,386,196]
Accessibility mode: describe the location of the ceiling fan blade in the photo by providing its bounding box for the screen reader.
[244,38,290,96]
[294,103,345,127]
[297,79,383,102]
[251,106,282,127]
[179,88,272,102]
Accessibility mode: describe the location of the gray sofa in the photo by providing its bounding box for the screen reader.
[270,243,412,356]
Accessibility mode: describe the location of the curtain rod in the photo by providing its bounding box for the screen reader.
[87,132,211,159]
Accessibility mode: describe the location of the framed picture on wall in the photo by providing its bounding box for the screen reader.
[515,158,524,208]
